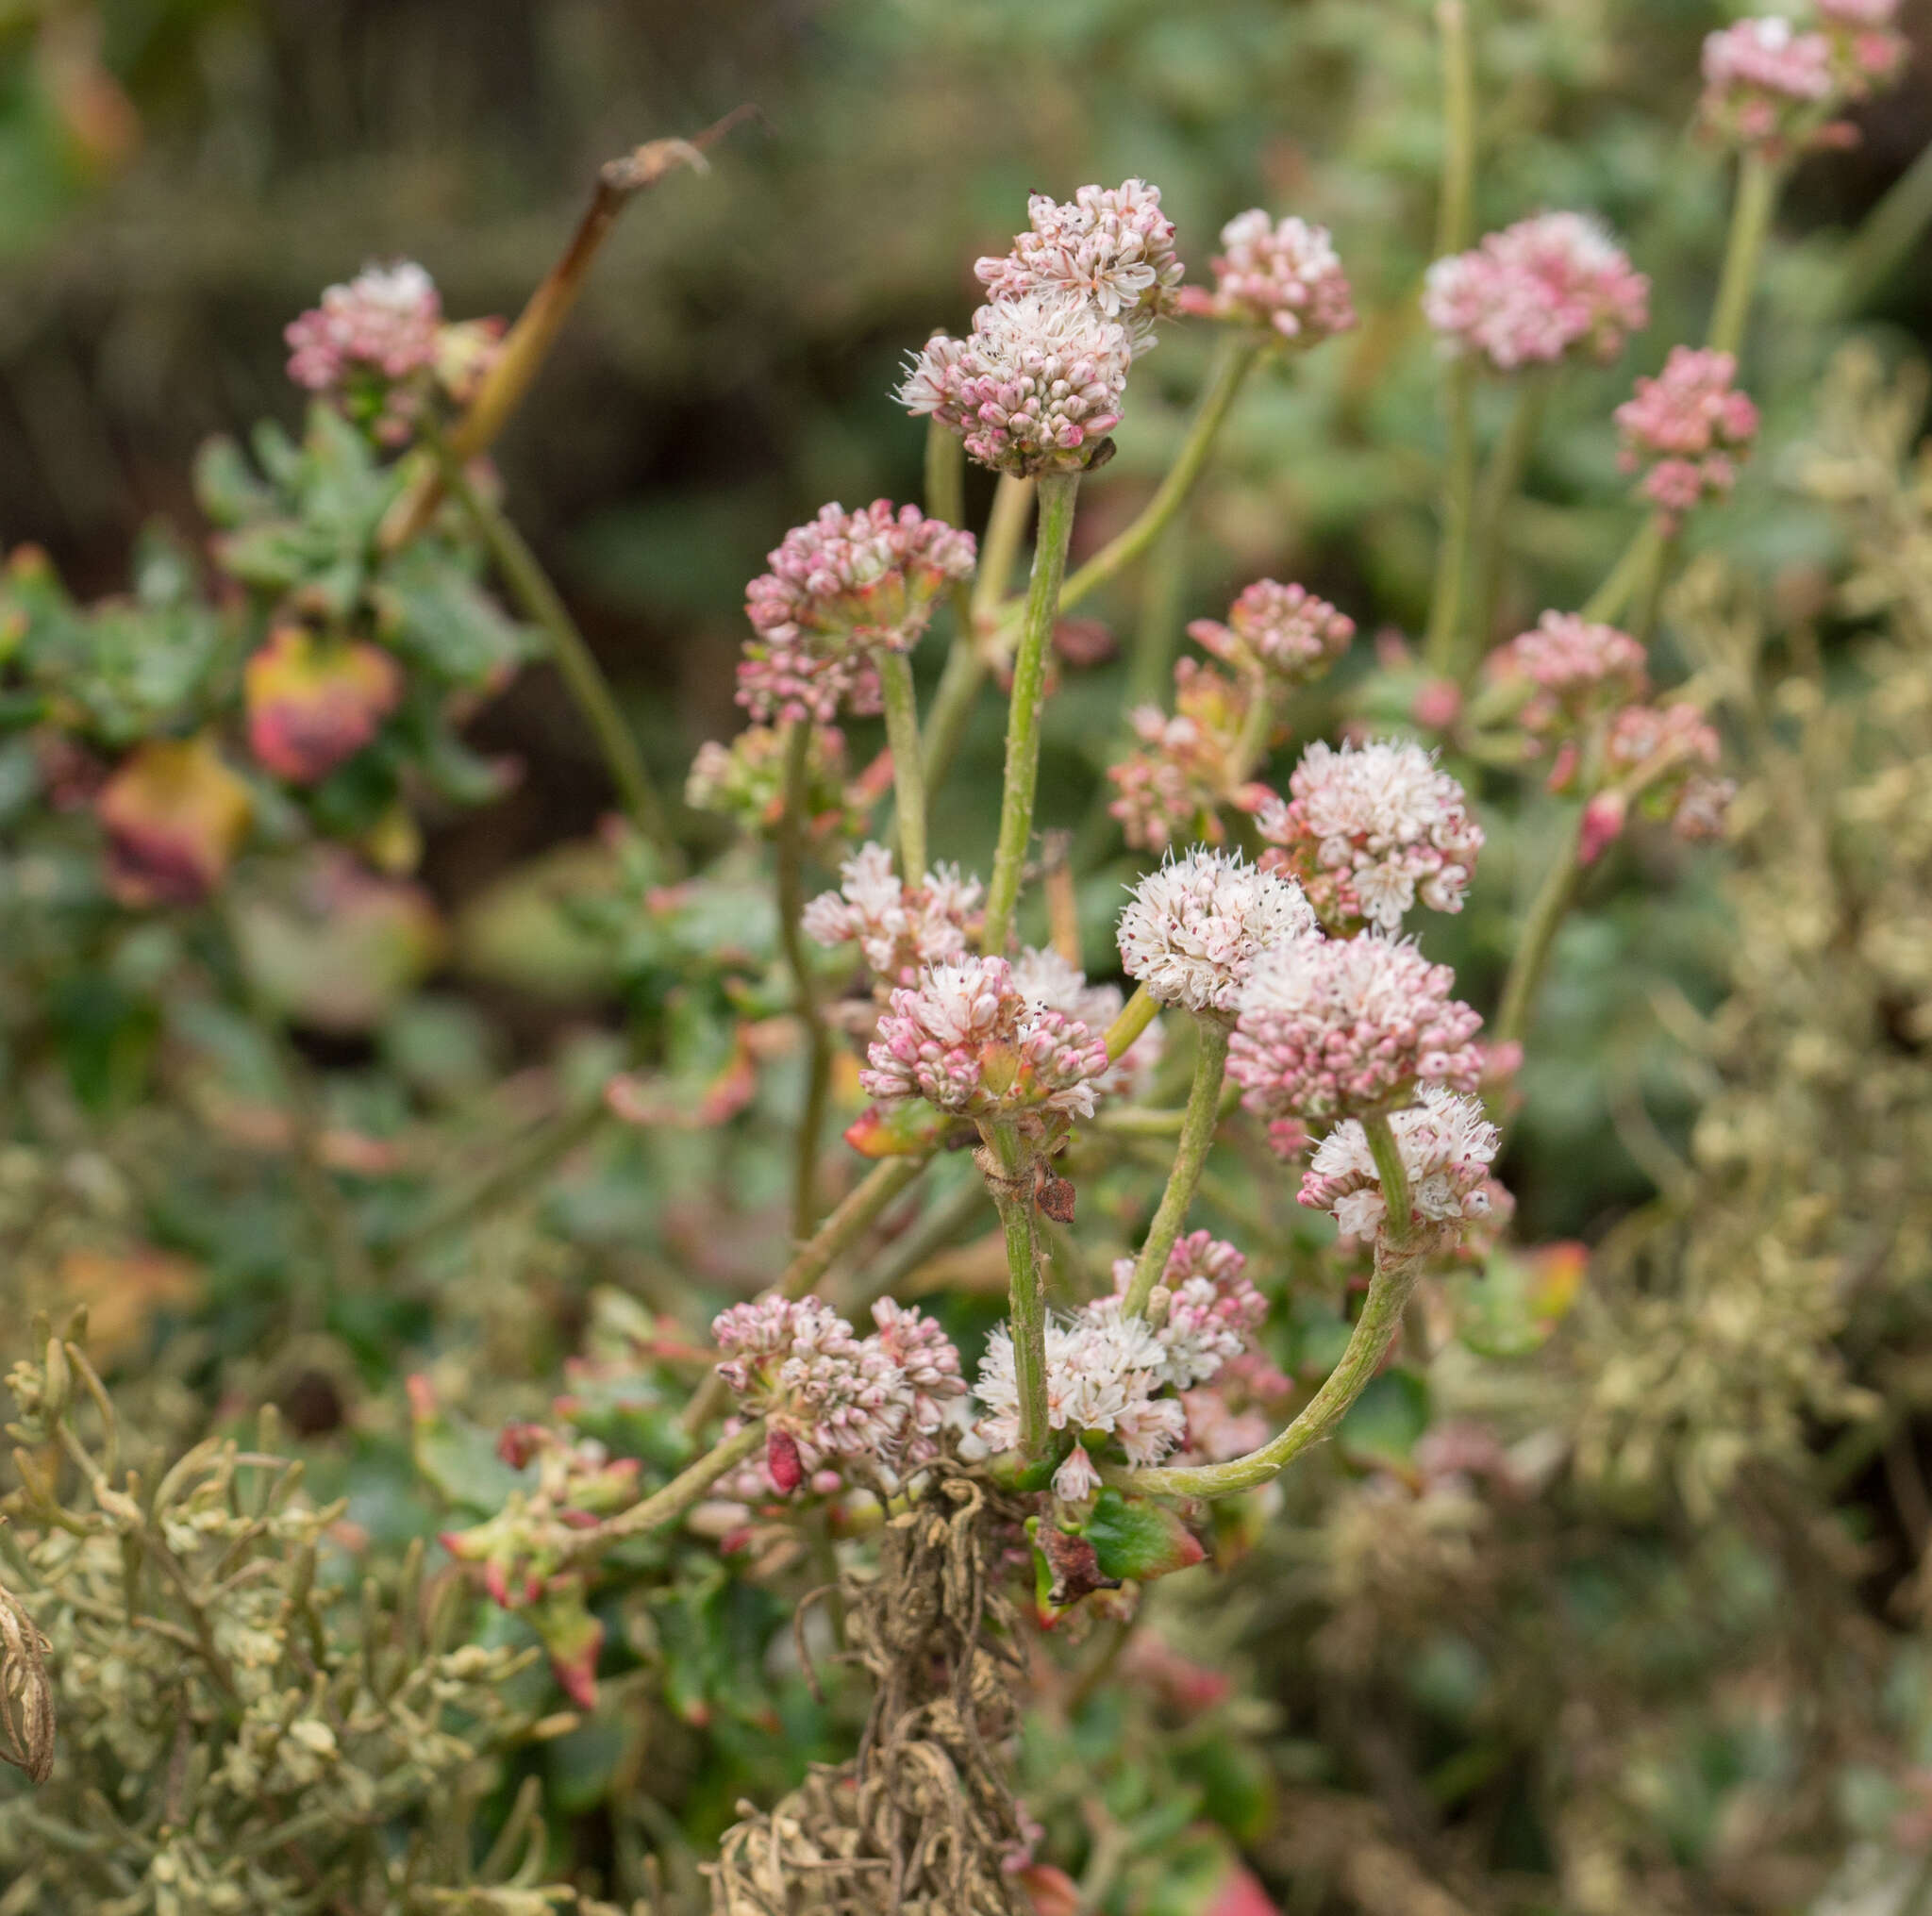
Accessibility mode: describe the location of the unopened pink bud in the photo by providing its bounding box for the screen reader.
[1578,790,1628,864]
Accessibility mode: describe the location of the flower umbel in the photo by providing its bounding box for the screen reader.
[1107,661,1258,853]
[1116,847,1318,1015]
[1490,612,1650,741]
[1615,348,1760,531]
[285,260,442,443]
[803,841,984,989]
[1188,578,1356,690]
[1176,211,1357,346]
[1253,739,1484,932]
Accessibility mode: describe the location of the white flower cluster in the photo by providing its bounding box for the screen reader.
[802,841,983,989]
[1116,847,1317,1015]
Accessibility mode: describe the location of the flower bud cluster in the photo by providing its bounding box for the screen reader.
[1424,213,1649,372]
[686,723,870,841]
[1297,1082,1502,1253]
[738,501,974,725]
[711,1294,965,1491]
[1188,578,1356,689]
[861,954,1111,1141]
[1616,348,1760,530]
[1229,930,1486,1141]
[1108,1232,1267,1390]
[1253,739,1485,933]
[1590,700,1733,856]
[1698,6,1904,153]
[1176,211,1357,346]
[1116,847,1318,1015]
[1489,613,1650,741]
[803,841,984,989]
[1010,945,1165,1101]
[1108,661,1257,852]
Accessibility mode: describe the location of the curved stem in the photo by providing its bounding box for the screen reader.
[924,475,1035,791]
[1104,984,1158,1062]
[876,652,927,879]
[1467,372,1552,675]
[562,1421,765,1570]
[1108,1234,1420,1499]
[1121,1019,1231,1318]
[982,471,1080,954]
[1056,338,1258,615]
[985,1123,1050,1460]
[1424,360,1479,674]
[776,722,834,1238]
[1580,517,1664,626]
[1434,0,1477,258]
[1493,805,1585,1050]
[1707,152,1782,358]
[436,446,679,868]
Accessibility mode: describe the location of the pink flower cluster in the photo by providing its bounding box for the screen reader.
[1229,931,1486,1141]
[1696,8,1903,151]
[285,261,444,444]
[974,179,1184,357]
[711,1294,965,1491]
[1011,946,1165,1101]
[862,954,1111,1139]
[1253,739,1484,932]
[1108,1233,1267,1390]
[1424,213,1649,372]
[899,290,1135,477]
[686,724,867,841]
[738,501,975,725]
[1490,612,1649,739]
[974,1310,1186,1501]
[1108,660,1255,852]
[803,841,983,988]
[1586,701,1733,857]
[1298,1084,1502,1254]
[1116,847,1318,1015]
[1176,211,1357,346]
[1188,578,1356,689]
[1615,348,1760,531]
[1817,0,1910,93]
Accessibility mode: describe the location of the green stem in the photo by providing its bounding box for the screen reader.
[1104,983,1158,1062]
[985,1123,1050,1459]
[1108,1235,1421,1498]
[562,1421,766,1570]
[1094,1078,1241,1138]
[1360,1111,1416,1251]
[1629,529,1679,649]
[435,445,679,869]
[1707,151,1782,358]
[982,470,1080,954]
[1435,0,1477,258]
[876,651,927,879]
[1228,681,1278,787]
[1126,514,1191,711]
[1493,805,1585,1050]
[1467,372,1551,675]
[1829,135,1932,318]
[1121,1019,1231,1318]
[924,475,1035,791]
[1424,360,1479,674]
[679,1155,930,1433]
[1580,517,1664,626]
[776,722,833,1239]
[1057,339,1258,617]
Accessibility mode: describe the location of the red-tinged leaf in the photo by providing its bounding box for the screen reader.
[529,1576,605,1710]
[1082,1487,1206,1585]
[1018,1866,1082,1916]
[1200,1858,1281,1916]
[843,1101,947,1158]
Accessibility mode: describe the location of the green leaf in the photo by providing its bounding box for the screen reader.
[1338,1367,1430,1474]
[408,1376,529,1516]
[1083,1487,1206,1584]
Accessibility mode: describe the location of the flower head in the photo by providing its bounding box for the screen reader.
[738,501,974,725]
[1107,1233,1266,1390]
[1229,930,1485,1137]
[1253,739,1484,932]
[1602,701,1732,848]
[1490,613,1649,739]
[802,841,983,988]
[1117,847,1318,1015]
[1011,945,1165,1100]
[974,179,1183,356]
[862,954,1111,1139]
[899,289,1134,475]
[1107,660,1255,853]
[1188,578,1356,689]
[974,1310,1186,1499]
[1298,1083,1502,1252]
[1176,210,1357,346]
[869,1297,970,1445]
[285,261,442,442]
[1424,214,1649,372]
[686,724,863,841]
[1615,348,1760,531]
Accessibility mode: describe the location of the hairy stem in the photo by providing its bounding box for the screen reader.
[437,447,678,866]
[877,650,927,879]
[563,1421,766,1570]
[1493,805,1585,1049]
[776,722,834,1239]
[1707,151,1782,358]
[1467,371,1551,675]
[1360,1110,1417,1250]
[985,1123,1050,1459]
[1424,360,1479,674]
[982,470,1080,954]
[1435,0,1477,258]
[1104,983,1158,1062]
[924,475,1035,791]
[1055,338,1258,617]
[1121,1019,1232,1317]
